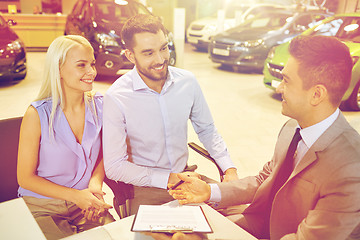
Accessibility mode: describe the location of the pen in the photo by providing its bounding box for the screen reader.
[169,180,184,190]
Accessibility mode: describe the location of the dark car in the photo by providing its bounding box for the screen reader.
[65,0,176,76]
[208,8,330,72]
[0,15,26,83]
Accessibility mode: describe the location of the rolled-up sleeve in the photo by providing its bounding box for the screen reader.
[189,79,235,172]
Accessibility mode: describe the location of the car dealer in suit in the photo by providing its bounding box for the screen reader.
[168,35,360,240]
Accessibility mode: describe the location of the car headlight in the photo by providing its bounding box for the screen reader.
[352,56,359,66]
[204,24,217,34]
[7,39,23,52]
[95,33,119,47]
[267,46,277,60]
[243,39,264,48]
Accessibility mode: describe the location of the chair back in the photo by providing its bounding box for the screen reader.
[0,117,22,202]
[188,142,224,181]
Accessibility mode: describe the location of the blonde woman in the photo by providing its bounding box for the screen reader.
[17,35,114,240]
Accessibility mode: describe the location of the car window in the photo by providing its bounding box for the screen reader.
[80,2,90,21]
[336,17,360,42]
[286,13,327,34]
[245,6,276,20]
[95,3,131,20]
[288,14,314,33]
[225,5,249,19]
[311,16,360,42]
[242,13,291,29]
[94,2,150,21]
[132,2,151,15]
[72,0,85,16]
[294,14,312,29]
[311,18,343,36]
[312,14,327,26]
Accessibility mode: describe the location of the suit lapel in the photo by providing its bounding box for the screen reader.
[243,113,351,234]
[272,121,298,179]
[290,112,350,179]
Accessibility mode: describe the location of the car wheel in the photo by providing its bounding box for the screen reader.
[346,80,360,111]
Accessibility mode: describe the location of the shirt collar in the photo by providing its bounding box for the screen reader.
[132,66,175,93]
[132,67,148,91]
[162,67,175,92]
[299,108,340,149]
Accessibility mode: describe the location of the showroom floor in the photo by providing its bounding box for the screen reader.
[1,43,360,220]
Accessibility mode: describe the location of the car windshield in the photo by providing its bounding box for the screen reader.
[225,5,249,18]
[311,16,360,43]
[207,5,249,19]
[94,1,150,21]
[238,12,292,30]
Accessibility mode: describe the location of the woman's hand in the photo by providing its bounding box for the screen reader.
[74,188,112,221]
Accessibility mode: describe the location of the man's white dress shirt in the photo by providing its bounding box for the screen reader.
[103,66,235,189]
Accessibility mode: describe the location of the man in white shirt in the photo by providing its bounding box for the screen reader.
[169,35,360,240]
[103,14,238,215]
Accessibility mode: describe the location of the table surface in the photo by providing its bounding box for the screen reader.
[0,198,46,240]
[62,201,258,240]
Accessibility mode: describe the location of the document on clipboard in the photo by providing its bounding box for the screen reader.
[131,205,213,233]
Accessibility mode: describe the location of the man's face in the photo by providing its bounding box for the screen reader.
[128,30,170,83]
[276,56,312,123]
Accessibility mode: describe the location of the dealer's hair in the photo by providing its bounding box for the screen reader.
[289,35,352,106]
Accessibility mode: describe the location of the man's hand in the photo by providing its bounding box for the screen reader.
[168,172,201,185]
[223,168,238,182]
[168,173,211,205]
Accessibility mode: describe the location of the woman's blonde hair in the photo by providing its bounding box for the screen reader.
[35,35,97,135]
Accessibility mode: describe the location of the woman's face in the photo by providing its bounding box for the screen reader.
[60,45,96,95]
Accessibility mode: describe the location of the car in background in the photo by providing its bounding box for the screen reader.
[208,8,330,72]
[0,15,26,83]
[65,0,176,76]
[263,13,360,111]
[186,3,287,50]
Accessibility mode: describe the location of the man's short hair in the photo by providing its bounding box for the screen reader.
[121,14,167,50]
[288,35,353,106]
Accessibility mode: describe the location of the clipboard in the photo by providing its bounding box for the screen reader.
[131,205,213,233]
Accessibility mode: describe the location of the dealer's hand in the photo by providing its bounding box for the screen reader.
[168,173,211,205]
[168,172,201,185]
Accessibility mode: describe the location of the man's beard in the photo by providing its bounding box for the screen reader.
[136,59,169,82]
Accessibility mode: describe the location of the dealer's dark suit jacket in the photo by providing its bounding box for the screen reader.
[217,113,360,240]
